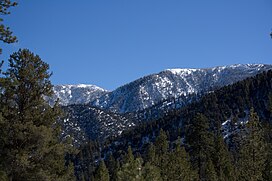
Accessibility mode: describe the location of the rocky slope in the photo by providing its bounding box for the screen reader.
[60,105,136,144]
[57,64,272,143]
[49,84,108,106]
[91,64,272,113]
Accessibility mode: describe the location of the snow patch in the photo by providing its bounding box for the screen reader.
[167,68,198,75]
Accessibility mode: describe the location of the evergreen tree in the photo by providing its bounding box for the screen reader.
[0,49,75,180]
[95,160,109,181]
[154,129,169,157]
[142,162,162,181]
[154,129,169,180]
[263,122,272,181]
[124,146,134,164]
[228,116,240,161]
[117,157,144,181]
[0,0,17,54]
[263,143,272,181]
[238,108,266,181]
[205,158,217,181]
[107,154,119,181]
[0,112,8,180]
[0,170,8,181]
[166,144,197,181]
[186,113,216,180]
[146,143,156,164]
[117,146,153,181]
[214,127,235,180]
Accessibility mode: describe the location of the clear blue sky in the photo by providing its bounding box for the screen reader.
[1,0,272,90]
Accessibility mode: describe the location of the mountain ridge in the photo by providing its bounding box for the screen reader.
[48,84,108,106]
[91,63,272,113]
[52,64,272,113]
[56,64,272,144]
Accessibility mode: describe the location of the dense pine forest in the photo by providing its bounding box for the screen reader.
[1,1,272,181]
[74,70,272,181]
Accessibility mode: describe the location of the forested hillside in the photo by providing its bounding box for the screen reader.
[1,1,271,180]
[74,70,272,180]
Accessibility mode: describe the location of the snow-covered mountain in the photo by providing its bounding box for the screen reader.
[52,64,272,112]
[57,64,272,143]
[49,84,108,106]
[91,64,272,113]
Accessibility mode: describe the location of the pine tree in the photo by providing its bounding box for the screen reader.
[122,145,135,166]
[0,0,17,54]
[146,143,156,164]
[117,146,147,181]
[186,113,216,180]
[154,129,169,180]
[238,108,266,181]
[166,144,197,181]
[0,111,8,180]
[95,160,109,181]
[154,129,169,157]
[228,116,240,162]
[0,49,75,180]
[117,157,144,181]
[213,126,235,180]
[142,162,162,181]
[263,143,272,181]
[107,154,119,181]
[205,158,217,181]
[263,122,272,181]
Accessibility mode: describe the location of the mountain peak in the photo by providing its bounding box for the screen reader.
[91,64,272,113]
[49,84,108,106]
[57,84,106,90]
[52,64,272,111]
[165,68,199,75]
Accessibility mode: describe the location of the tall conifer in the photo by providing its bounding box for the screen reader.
[186,113,216,180]
[238,108,266,180]
[0,49,75,180]
[95,160,109,181]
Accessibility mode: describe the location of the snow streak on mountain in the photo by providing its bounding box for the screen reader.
[53,64,272,143]
[91,64,272,113]
[49,84,108,106]
[60,105,136,145]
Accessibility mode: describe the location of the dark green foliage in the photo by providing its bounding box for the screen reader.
[154,129,169,179]
[154,129,169,157]
[237,109,266,181]
[0,49,75,180]
[107,154,119,181]
[94,160,109,181]
[146,143,155,164]
[75,140,101,180]
[117,146,162,181]
[165,144,196,181]
[212,122,236,181]
[142,162,162,181]
[263,122,272,181]
[75,70,272,180]
[0,0,17,54]
[186,113,215,180]
[205,158,217,181]
[117,147,144,181]
[263,143,272,181]
[124,146,134,164]
[213,134,235,181]
[117,157,144,180]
